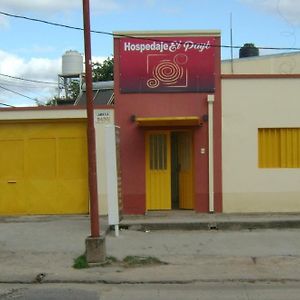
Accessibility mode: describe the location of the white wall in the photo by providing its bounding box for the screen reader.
[222,52,300,74]
[222,78,300,212]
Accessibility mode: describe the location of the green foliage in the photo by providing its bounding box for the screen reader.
[100,256,119,267]
[122,255,165,267]
[72,254,166,269]
[69,80,80,99]
[73,254,89,269]
[45,97,59,106]
[239,43,259,58]
[92,57,114,82]
[107,255,118,263]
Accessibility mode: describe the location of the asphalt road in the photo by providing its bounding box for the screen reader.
[0,285,98,300]
[1,283,300,300]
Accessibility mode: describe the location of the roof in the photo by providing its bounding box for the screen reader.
[75,81,114,106]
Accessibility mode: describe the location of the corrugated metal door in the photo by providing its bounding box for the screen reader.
[0,120,88,215]
[146,131,171,210]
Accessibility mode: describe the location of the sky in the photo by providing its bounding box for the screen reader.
[0,0,300,107]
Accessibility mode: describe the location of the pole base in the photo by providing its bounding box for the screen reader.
[85,235,106,264]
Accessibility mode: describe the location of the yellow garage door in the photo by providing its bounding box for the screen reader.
[0,120,89,215]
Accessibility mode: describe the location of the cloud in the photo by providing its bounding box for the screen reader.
[0,50,61,106]
[240,0,300,25]
[92,0,121,13]
[92,56,111,64]
[0,51,112,106]
[0,50,60,81]
[0,0,120,14]
[0,15,10,29]
[16,45,57,56]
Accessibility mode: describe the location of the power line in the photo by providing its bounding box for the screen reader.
[0,80,53,89]
[0,72,57,85]
[0,77,57,89]
[0,10,86,32]
[0,84,42,103]
[1,10,300,51]
[0,101,14,107]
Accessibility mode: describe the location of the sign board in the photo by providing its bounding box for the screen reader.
[119,37,216,93]
[95,110,112,124]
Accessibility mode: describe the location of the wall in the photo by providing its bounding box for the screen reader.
[94,109,115,215]
[114,32,222,214]
[222,77,300,212]
[115,92,211,214]
[222,52,300,74]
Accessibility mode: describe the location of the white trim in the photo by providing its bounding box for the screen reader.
[113,30,220,37]
[208,94,215,213]
[0,109,87,121]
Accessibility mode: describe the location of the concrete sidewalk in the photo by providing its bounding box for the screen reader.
[120,211,300,230]
[1,213,300,285]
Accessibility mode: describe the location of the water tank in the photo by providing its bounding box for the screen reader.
[62,50,83,76]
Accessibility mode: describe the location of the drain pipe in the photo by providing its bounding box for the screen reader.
[207,94,215,213]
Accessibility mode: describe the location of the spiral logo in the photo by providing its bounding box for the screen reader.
[147,78,160,88]
[147,54,188,89]
[154,61,183,85]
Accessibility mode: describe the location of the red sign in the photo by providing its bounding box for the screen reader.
[119,37,216,93]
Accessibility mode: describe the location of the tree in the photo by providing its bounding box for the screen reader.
[92,57,114,82]
[69,79,80,99]
[239,43,259,58]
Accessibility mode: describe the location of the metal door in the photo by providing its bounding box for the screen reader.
[0,121,89,215]
[146,131,171,210]
[177,132,194,209]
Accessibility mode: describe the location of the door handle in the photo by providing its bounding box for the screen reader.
[7,180,17,184]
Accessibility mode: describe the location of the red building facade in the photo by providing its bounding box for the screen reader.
[114,31,222,214]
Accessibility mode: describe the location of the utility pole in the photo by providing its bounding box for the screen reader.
[82,0,106,263]
[230,13,234,74]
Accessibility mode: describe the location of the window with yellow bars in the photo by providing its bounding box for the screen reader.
[258,128,300,168]
[149,134,167,170]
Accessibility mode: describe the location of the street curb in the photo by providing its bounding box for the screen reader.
[1,278,300,285]
[120,220,300,231]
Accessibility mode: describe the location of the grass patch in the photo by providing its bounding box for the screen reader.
[73,254,166,269]
[100,256,119,267]
[107,256,118,263]
[122,255,166,268]
[73,254,89,269]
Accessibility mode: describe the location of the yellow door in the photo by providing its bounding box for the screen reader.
[177,132,194,209]
[0,120,88,215]
[146,131,171,210]
[0,139,26,214]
